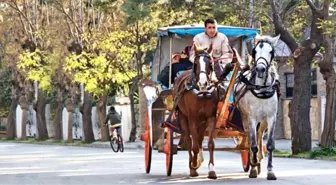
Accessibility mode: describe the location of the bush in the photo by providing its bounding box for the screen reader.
[309,147,336,158]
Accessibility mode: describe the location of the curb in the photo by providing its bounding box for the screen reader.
[0,139,145,150]
[272,154,336,161]
[2,140,335,161]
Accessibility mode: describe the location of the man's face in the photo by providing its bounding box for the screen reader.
[205,23,217,38]
[172,55,180,63]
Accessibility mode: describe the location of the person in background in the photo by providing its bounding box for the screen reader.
[156,52,181,88]
[172,46,193,79]
[104,106,122,138]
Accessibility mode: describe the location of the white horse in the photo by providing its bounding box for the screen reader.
[235,33,280,180]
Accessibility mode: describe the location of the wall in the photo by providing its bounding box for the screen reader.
[274,59,292,139]
[273,61,336,140]
[14,100,138,142]
[282,98,321,140]
[16,105,37,138]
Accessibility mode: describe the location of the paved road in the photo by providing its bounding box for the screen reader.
[0,142,335,185]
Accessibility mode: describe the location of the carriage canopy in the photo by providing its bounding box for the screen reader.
[151,24,260,84]
[157,24,259,39]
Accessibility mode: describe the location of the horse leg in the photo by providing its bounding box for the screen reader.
[178,133,188,150]
[256,121,267,174]
[206,116,217,179]
[197,122,206,167]
[266,116,277,180]
[248,119,259,178]
[179,112,194,177]
[189,119,200,177]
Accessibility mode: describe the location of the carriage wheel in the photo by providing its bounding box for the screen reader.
[241,150,250,172]
[163,128,173,176]
[145,136,152,174]
[141,110,152,174]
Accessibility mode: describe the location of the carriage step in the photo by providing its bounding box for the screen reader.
[158,144,178,155]
[160,121,183,134]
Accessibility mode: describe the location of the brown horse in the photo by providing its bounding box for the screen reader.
[173,45,219,179]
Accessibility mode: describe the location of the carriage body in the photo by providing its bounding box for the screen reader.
[140,24,260,176]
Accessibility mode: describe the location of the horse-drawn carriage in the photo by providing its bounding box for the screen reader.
[139,24,279,180]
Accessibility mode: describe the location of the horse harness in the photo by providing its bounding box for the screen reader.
[237,71,280,100]
[227,39,281,121]
[162,54,217,131]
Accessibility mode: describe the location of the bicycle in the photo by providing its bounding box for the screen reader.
[106,123,124,153]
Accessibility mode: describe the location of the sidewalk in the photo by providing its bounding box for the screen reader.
[87,138,320,152]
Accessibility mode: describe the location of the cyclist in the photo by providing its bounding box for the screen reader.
[104,106,122,139]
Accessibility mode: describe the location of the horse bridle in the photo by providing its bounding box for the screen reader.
[252,40,275,68]
[191,52,216,98]
[193,52,214,83]
[251,40,275,86]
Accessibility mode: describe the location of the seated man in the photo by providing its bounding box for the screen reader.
[188,18,234,90]
[173,46,193,78]
[157,50,192,88]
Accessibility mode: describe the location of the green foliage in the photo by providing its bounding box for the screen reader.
[64,31,137,99]
[309,147,336,158]
[0,69,12,117]
[318,19,336,37]
[17,49,53,93]
[271,147,336,160]
[122,0,155,24]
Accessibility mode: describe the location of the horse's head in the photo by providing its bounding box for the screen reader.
[252,33,280,78]
[193,44,214,91]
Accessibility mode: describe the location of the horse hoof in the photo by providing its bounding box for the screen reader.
[267,172,277,180]
[208,171,217,179]
[249,168,258,178]
[190,169,199,177]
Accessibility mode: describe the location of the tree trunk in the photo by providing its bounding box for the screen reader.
[320,78,336,147]
[129,90,137,142]
[129,77,140,142]
[139,83,147,136]
[319,37,336,148]
[6,97,17,139]
[54,89,63,141]
[98,94,108,141]
[289,45,316,154]
[19,94,29,140]
[82,91,94,143]
[269,0,326,154]
[66,101,75,143]
[67,111,74,143]
[35,89,48,140]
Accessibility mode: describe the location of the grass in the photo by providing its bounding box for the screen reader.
[270,147,336,161]
[272,149,292,157]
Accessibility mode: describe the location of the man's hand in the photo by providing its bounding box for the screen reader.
[226,62,235,71]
